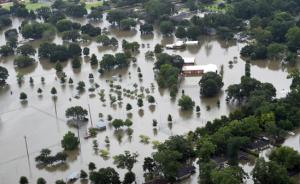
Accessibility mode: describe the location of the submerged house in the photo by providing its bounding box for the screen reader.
[166,40,199,49]
[166,41,185,49]
[94,119,108,130]
[182,64,218,76]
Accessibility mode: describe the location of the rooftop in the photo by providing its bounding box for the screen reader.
[183,57,195,64]
[182,64,218,73]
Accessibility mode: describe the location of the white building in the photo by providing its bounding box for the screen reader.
[183,57,195,65]
[182,64,218,76]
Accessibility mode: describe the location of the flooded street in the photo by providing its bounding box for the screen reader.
[0,15,298,183]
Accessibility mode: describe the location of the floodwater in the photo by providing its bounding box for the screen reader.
[0,14,298,183]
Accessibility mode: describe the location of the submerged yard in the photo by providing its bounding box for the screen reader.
[0,14,296,183]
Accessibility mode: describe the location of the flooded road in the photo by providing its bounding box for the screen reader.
[0,15,298,183]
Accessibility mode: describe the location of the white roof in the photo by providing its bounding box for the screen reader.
[185,41,199,45]
[182,64,218,73]
[95,119,107,129]
[183,57,195,64]
[66,171,80,181]
[166,41,185,48]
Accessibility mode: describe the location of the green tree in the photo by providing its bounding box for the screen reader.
[55,180,66,184]
[17,44,36,56]
[61,131,79,150]
[37,177,46,184]
[112,119,124,129]
[19,176,29,184]
[90,54,98,66]
[124,119,133,127]
[199,160,217,184]
[252,158,291,184]
[267,43,286,59]
[56,19,73,32]
[88,162,96,171]
[147,95,155,104]
[178,95,195,110]
[51,87,57,95]
[68,43,82,57]
[140,23,154,34]
[14,56,35,68]
[154,44,163,54]
[269,146,300,170]
[175,26,186,39]
[80,170,88,179]
[186,26,201,40]
[0,66,9,85]
[65,106,88,120]
[145,0,173,21]
[159,21,174,35]
[120,18,137,30]
[76,81,85,92]
[83,47,90,56]
[211,166,247,184]
[0,45,14,56]
[198,139,216,162]
[137,98,143,108]
[123,172,136,184]
[199,72,224,97]
[55,62,63,73]
[153,149,182,180]
[72,57,81,69]
[126,103,132,111]
[19,92,27,101]
[113,151,138,171]
[89,167,121,184]
[286,26,300,51]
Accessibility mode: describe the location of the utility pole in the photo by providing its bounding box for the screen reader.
[88,104,93,127]
[24,136,30,160]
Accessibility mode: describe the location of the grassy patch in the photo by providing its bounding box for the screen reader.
[2,1,49,10]
[84,1,103,10]
[1,2,13,10]
[25,2,49,11]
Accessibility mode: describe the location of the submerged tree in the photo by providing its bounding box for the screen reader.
[61,131,79,151]
[65,106,88,121]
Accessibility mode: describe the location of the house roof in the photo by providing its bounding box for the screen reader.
[183,57,195,64]
[95,119,107,129]
[182,64,218,73]
[185,41,199,45]
[176,166,196,178]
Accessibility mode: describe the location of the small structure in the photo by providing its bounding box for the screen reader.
[182,64,218,76]
[246,137,270,152]
[185,41,199,46]
[95,119,107,130]
[166,41,185,49]
[66,171,80,183]
[183,57,195,66]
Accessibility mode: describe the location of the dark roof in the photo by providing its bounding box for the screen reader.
[247,138,270,150]
[176,166,196,178]
[212,156,227,164]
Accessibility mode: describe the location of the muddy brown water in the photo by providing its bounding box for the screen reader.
[0,15,298,183]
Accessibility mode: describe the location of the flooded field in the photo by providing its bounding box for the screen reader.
[0,15,298,183]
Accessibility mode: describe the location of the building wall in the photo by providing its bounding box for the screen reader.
[182,70,204,76]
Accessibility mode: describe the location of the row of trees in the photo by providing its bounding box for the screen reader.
[38,42,81,63]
